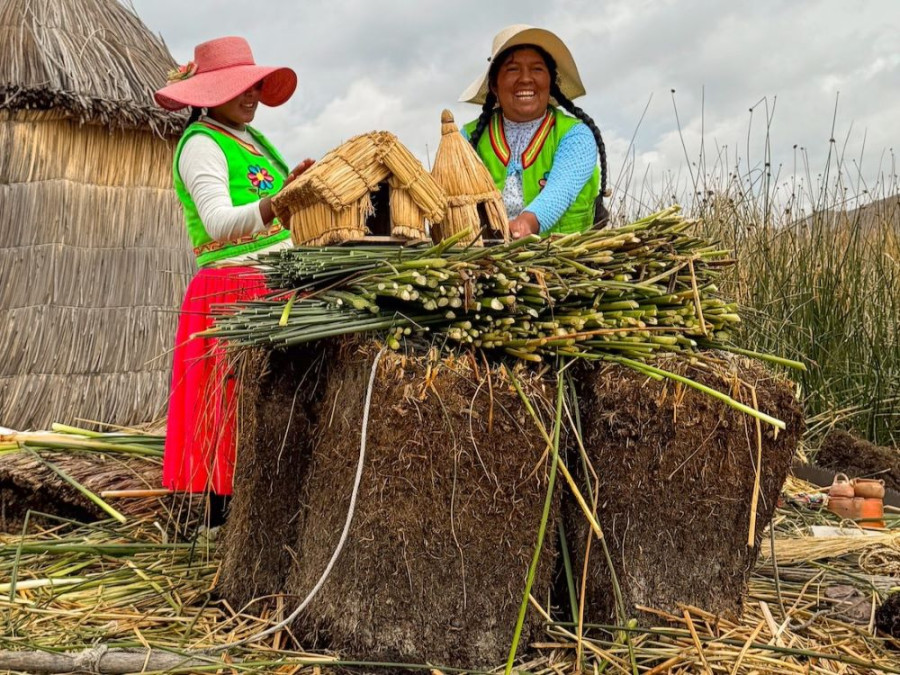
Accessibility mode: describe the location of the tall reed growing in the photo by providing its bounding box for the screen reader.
[704,195,900,445]
[613,101,900,445]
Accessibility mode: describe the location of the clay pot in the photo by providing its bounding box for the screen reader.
[859,498,885,530]
[827,495,863,521]
[828,473,855,499]
[853,478,886,499]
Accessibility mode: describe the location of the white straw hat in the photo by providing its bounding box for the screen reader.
[459,24,585,105]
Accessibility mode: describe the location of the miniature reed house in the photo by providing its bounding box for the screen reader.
[430,110,508,245]
[272,132,447,245]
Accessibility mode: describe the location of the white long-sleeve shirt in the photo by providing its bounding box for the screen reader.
[178,117,292,266]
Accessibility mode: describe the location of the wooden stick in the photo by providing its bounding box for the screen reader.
[0,649,223,674]
[100,489,173,498]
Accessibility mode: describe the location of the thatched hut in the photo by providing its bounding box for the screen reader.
[431,110,508,244]
[273,131,446,245]
[0,0,193,429]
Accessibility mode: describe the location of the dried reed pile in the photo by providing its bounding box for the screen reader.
[430,109,508,244]
[762,531,900,565]
[0,0,193,429]
[273,131,446,245]
[0,425,165,530]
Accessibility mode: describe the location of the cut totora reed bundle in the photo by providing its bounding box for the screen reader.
[430,109,508,245]
[209,206,806,429]
[273,131,446,245]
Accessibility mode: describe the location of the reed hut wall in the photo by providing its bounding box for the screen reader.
[0,0,193,429]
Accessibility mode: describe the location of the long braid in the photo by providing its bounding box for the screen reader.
[468,92,497,149]
[476,44,610,226]
[182,106,203,133]
[550,82,608,203]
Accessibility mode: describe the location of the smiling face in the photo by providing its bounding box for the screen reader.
[490,47,552,123]
[208,80,264,129]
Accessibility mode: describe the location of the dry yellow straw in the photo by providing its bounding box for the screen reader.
[274,131,445,245]
[430,110,508,244]
[747,386,763,547]
[760,532,900,565]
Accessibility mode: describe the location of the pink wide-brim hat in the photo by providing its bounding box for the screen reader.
[154,36,297,111]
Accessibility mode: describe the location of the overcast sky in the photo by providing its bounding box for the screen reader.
[132,0,900,211]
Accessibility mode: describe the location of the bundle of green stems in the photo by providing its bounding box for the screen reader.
[209,207,759,365]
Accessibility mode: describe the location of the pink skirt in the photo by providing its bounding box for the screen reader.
[163,267,268,495]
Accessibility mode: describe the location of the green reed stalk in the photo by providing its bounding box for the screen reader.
[504,368,564,675]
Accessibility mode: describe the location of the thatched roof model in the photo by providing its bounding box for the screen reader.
[0,0,182,134]
[431,110,508,244]
[0,0,192,430]
[273,131,447,245]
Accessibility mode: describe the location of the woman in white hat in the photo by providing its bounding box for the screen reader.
[154,36,314,515]
[460,25,608,238]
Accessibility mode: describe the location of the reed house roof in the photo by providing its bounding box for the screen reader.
[0,0,182,134]
[274,131,447,245]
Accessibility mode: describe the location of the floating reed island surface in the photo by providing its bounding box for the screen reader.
[1,429,900,674]
[6,208,897,672]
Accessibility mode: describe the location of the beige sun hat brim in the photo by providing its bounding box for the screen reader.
[459,25,585,105]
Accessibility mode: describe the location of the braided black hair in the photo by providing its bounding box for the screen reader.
[468,45,609,225]
[468,91,497,152]
[182,106,204,133]
[549,82,609,222]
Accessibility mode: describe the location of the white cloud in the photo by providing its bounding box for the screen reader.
[132,0,900,209]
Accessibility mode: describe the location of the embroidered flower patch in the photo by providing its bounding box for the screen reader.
[248,166,275,191]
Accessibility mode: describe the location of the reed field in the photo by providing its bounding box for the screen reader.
[614,123,900,447]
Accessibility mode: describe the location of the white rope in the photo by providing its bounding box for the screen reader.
[213,345,387,652]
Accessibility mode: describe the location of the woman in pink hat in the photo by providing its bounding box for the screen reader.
[155,36,313,517]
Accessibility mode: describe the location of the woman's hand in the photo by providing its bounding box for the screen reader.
[508,212,540,239]
[259,159,316,226]
[284,158,315,187]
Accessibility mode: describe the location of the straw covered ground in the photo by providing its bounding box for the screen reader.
[2,373,899,673]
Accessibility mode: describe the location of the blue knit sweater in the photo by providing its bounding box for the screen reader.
[462,116,597,232]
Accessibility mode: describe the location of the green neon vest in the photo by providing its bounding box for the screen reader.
[463,107,600,234]
[173,121,292,267]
